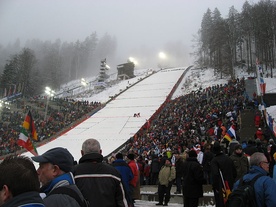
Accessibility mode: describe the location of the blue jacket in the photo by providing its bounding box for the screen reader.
[233,165,276,207]
[112,159,134,193]
[2,191,45,207]
[41,172,85,207]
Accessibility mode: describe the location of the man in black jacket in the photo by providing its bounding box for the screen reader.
[73,138,128,207]
[211,141,236,207]
[181,150,206,207]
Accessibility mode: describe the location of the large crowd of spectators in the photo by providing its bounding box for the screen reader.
[0,97,101,156]
[117,77,275,186]
[1,76,275,190]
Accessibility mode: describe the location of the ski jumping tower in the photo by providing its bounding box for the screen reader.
[117,61,135,80]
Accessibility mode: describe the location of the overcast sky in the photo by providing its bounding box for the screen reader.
[0,0,259,68]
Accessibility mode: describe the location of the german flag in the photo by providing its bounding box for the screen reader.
[17,110,38,156]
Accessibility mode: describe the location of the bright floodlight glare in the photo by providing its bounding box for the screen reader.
[128,57,138,65]
[45,86,55,96]
[81,78,88,86]
[159,52,167,59]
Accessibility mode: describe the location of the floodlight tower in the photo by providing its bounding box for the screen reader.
[98,58,108,83]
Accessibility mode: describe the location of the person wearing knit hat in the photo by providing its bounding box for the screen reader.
[230,144,249,182]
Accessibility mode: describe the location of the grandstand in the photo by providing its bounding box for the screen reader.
[22,67,188,162]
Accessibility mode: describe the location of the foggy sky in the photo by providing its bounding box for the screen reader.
[0,0,259,68]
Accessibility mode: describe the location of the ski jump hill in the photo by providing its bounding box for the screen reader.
[23,67,189,162]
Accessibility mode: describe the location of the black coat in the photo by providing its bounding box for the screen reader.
[73,153,128,207]
[211,152,236,191]
[181,157,205,198]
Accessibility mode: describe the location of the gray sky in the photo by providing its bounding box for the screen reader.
[0,0,258,68]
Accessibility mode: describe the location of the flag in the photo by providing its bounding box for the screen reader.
[219,169,231,204]
[17,110,38,156]
[223,125,236,142]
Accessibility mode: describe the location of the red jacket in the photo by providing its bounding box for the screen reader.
[128,160,139,187]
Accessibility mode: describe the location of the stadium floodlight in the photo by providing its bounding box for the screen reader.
[128,57,138,66]
[158,52,167,59]
[44,86,55,121]
[81,78,88,86]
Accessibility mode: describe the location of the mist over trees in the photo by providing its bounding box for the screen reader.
[0,32,117,97]
[195,0,276,78]
[1,0,275,97]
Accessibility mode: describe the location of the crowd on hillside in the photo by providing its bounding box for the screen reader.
[114,77,275,187]
[0,97,101,156]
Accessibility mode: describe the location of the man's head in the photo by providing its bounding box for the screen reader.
[127,153,135,161]
[31,147,74,186]
[115,153,124,160]
[188,150,197,158]
[0,156,40,205]
[234,144,243,155]
[81,138,101,155]
[250,152,269,173]
[165,158,172,167]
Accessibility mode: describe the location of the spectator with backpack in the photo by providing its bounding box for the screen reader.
[32,147,88,207]
[230,152,276,207]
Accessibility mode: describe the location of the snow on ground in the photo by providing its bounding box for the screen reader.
[22,68,186,162]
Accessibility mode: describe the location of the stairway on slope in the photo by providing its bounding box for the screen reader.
[239,109,257,141]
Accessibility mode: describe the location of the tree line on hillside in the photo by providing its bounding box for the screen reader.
[195,0,275,79]
[0,33,117,97]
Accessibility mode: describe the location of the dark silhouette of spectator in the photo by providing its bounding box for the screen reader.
[0,155,44,207]
[211,142,236,207]
[202,143,214,184]
[150,155,161,185]
[182,150,206,207]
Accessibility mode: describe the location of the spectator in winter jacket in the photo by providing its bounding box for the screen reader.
[233,152,276,207]
[0,156,45,207]
[156,159,176,206]
[126,153,141,203]
[202,143,214,184]
[211,142,236,207]
[73,139,128,207]
[32,147,86,207]
[255,128,263,140]
[112,153,134,207]
[182,150,206,207]
[150,155,161,185]
[230,144,249,182]
[173,152,184,194]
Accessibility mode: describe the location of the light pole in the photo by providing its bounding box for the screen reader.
[44,86,55,121]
